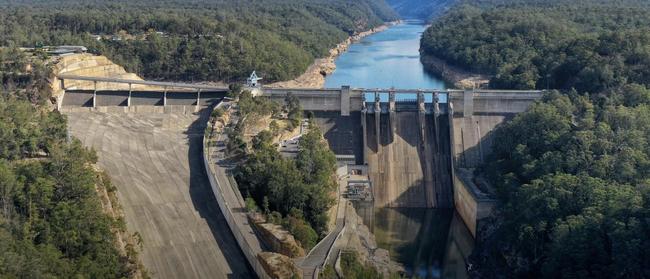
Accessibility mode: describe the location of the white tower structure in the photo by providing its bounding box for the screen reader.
[246,71,262,88]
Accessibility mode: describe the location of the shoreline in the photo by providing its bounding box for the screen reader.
[420,53,490,89]
[270,20,401,89]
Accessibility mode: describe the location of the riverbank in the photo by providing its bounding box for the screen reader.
[420,53,490,89]
[270,21,401,88]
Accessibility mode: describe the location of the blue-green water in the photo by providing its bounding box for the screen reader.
[325,21,447,90]
[354,205,473,279]
[328,21,473,278]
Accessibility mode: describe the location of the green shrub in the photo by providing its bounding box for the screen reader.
[283,214,318,250]
[245,197,258,212]
[211,108,225,119]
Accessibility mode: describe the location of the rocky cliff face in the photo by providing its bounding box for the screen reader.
[249,213,306,258]
[52,54,144,89]
[257,252,303,279]
[334,202,401,276]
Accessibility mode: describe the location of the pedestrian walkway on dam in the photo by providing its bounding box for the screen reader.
[61,89,226,108]
[65,109,252,278]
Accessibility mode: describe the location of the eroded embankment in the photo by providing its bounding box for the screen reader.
[420,53,490,89]
[64,109,251,278]
[270,21,400,88]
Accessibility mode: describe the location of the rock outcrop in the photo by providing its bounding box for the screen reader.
[420,53,490,89]
[249,213,306,258]
[334,203,402,276]
[257,252,303,279]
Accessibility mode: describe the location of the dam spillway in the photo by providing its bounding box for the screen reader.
[264,87,543,213]
[364,106,453,208]
[55,78,542,279]
[61,90,226,107]
[62,106,252,278]
[308,98,454,208]
[57,73,544,232]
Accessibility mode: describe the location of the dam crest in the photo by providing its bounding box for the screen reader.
[57,73,542,236]
[263,86,542,236]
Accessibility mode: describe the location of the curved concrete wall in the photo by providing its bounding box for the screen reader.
[202,107,272,279]
[64,110,252,278]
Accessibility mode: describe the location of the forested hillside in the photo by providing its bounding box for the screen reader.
[0,0,397,82]
[385,0,455,20]
[229,92,337,249]
[0,49,144,277]
[419,1,650,277]
[422,1,650,91]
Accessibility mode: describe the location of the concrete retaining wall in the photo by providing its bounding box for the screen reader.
[452,173,495,237]
[448,90,542,116]
[451,115,512,168]
[449,101,496,237]
[202,106,272,279]
[446,91,541,236]
[311,112,364,164]
[449,90,542,168]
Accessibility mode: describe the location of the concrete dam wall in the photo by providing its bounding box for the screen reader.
[62,90,226,107]
[267,88,543,234]
[64,108,252,278]
[447,90,543,236]
[311,111,365,164]
[364,108,453,208]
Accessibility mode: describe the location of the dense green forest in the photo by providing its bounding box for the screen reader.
[0,49,142,277]
[422,1,650,91]
[475,89,650,278]
[229,92,336,249]
[419,1,650,277]
[0,0,396,83]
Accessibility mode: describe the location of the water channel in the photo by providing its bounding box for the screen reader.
[325,20,474,279]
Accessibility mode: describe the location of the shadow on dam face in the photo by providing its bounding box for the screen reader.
[310,111,365,165]
[365,109,454,208]
[309,108,454,209]
[64,106,252,278]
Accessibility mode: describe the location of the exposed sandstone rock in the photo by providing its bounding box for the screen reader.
[420,53,490,89]
[249,213,306,258]
[334,203,402,277]
[257,252,302,279]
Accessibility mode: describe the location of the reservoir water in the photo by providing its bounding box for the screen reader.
[324,21,447,90]
[325,21,473,278]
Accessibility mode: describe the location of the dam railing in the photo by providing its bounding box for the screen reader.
[57,74,229,91]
